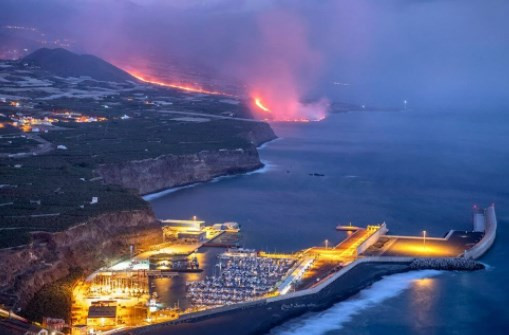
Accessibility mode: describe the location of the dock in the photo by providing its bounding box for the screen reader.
[336,223,361,231]
[74,205,497,335]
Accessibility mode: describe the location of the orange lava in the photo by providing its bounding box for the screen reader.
[251,96,326,122]
[127,70,229,96]
[254,98,271,113]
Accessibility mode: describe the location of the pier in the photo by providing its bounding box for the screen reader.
[71,205,496,335]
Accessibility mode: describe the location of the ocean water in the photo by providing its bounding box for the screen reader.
[149,110,509,334]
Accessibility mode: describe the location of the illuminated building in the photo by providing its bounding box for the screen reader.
[161,218,206,241]
[212,222,240,232]
[162,219,205,232]
[176,231,206,242]
[86,302,117,328]
[148,253,199,271]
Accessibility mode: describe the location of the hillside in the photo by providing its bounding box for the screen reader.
[22,48,135,82]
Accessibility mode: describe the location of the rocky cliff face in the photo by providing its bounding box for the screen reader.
[95,122,276,195]
[95,146,264,195]
[238,122,278,147]
[0,208,162,309]
[0,122,276,310]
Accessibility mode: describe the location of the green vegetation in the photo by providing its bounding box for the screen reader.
[0,109,269,248]
[22,268,83,323]
[0,59,271,249]
[0,136,38,153]
[42,116,254,163]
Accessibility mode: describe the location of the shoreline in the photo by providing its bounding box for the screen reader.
[119,205,496,335]
[125,262,413,335]
[142,159,274,202]
[142,137,279,202]
[123,257,485,335]
[269,269,444,335]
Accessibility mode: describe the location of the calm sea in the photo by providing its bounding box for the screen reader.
[149,110,509,334]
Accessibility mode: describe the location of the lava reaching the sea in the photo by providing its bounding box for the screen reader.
[250,94,328,122]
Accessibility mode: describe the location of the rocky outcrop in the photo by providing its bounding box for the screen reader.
[239,122,278,147]
[94,121,276,195]
[409,258,484,271]
[0,122,276,310]
[95,146,265,195]
[0,208,162,309]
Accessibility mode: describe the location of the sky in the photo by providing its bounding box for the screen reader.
[1,0,508,117]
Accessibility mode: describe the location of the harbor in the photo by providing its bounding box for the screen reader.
[68,205,496,335]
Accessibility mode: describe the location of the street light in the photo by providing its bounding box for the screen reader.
[422,230,427,248]
[325,239,329,249]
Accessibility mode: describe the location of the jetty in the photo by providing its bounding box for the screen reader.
[76,205,497,335]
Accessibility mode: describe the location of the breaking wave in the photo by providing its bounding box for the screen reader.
[269,270,442,335]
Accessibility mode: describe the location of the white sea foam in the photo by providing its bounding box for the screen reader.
[142,183,201,201]
[245,160,275,175]
[270,270,442,335]
[143,160,274,201]
[258,137,281,150]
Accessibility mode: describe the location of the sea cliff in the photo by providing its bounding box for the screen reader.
[0,122,276,310]
[95,122,276,195]
[0,208,162,309]
[95,147,264,195]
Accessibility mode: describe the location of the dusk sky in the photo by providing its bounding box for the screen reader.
[2,0,508,112]
[0,1,507,334]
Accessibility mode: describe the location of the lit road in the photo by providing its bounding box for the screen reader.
[306,227,378,263]
[380,231,484,257]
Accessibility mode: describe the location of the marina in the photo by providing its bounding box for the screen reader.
[68,205,496,335]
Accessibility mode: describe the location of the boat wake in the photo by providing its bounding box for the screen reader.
[269,270,442,335]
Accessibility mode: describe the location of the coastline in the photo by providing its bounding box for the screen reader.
[142,159,275,201]
[124,257,485,335]
[125,261,413,335]
[142,137,279,202]
[269,269,444,335]
[118,205,496,335]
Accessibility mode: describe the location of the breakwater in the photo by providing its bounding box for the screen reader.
[127,261,411,335]
[463,204,497,259]
[122,206,496,335]
[127,256,484,335]
[409,257,484,271]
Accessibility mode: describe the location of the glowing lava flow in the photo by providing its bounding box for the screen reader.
[127,70,229,96]
[254,98,271,113]
[252,96,327,122]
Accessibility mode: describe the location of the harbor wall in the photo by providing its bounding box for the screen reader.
[356,223,389,255]
[127,260,412,335]
[464,205,497,259]
[122,206,497,335]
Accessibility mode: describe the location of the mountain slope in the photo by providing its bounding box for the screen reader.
[22,48,135,82]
